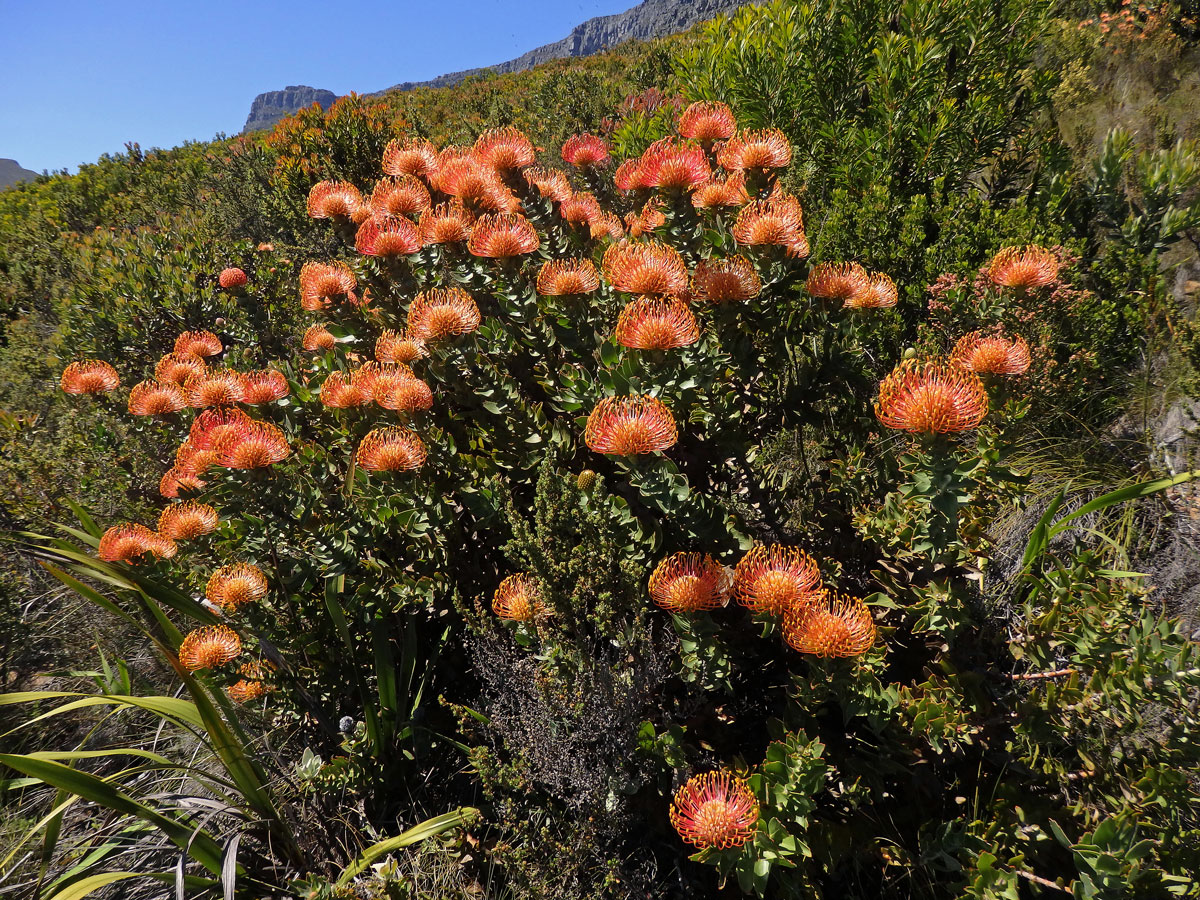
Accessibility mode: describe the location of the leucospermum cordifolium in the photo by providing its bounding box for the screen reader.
[47,89,1196,900]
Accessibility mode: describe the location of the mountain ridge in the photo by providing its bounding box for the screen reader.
[0,158,38,189]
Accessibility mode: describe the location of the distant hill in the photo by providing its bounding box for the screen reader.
[241,0,752,132]
[0,159,37,189]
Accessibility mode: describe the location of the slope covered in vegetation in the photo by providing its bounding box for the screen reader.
[1,2,1199,898]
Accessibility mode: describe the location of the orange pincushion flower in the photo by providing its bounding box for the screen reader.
[692,172,749,210]
[613,158,648,192]
[178,625,241,672]
[536,259,600,296]
[584,395,678,455]
[128,380,187,416]
[436,157,519,214]
[875,359,988,434]
[601,241,689,296]
[670,770,759,850]
[524,166,573,203]
[733,545,823,617]
[155,352,207,387]
[615,297,699,350]
[561,133,610,168]
[638,138,711,191]
[649,553,732,612]
[418,202,474,245]
[302,324,337,352]
[186,369,246,407]
[228,661,275,703]
[492,573,547,621]
[218,267,247,289]
[845,272,898,309]
[158,501,219,540]
[987,245,1059,290]
[473,126,535,171]
[783,593,876,658]
[692,256,762,303]
[306,180,366,222]
[732,196,806,251]
[206,563,268,611]
[160,466,205,499]
[407,287,481,341]
[356,215,421,257]
[950,332,1031,376]
[468,214,540,258]
[356,426,427,472]
[364,363,432,412]
[717,128,792,171]
[370,175,432,218]
[677,101,737,143]
[590,212,625,242]
[299,262,357,312]
[240,370,290,404]
[175,441,218,477]
[806,262,871,304]
[61,361,120,395]
[382,137,438,178]
[174,331,223,358]
[99,523,177,563]
[625,199,666,238]
[214,421,290,469]
[320,371,370,408]
[559,192,602,228]
[189,408,252,451]
[376,329,428,364]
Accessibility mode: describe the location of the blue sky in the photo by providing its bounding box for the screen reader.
[0,0,635,174]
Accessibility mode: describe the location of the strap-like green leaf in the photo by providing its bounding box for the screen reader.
[336,807,480,884]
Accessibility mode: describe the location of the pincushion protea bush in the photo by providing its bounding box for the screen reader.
[17,78,1200,900]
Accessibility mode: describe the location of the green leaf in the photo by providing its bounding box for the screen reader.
[45,872,145,900]
[336,808,479,884]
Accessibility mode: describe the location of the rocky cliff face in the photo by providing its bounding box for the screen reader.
[241,0,754,132]
[0,158,37,189]
[243,85,337,133]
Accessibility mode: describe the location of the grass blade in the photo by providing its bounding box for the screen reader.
[336,807,480,884]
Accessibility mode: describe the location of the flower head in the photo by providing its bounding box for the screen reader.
[845,272,898,309]
[302,324,337,352]
[186,369,246,408]
[677,101,737,142]
[319,371,370,408]
[625,199,666,238]
[638,138,711,191]
[356,426,427,472]
[174,331,223,358]
[613,158,648,192]
[987,245,1059,290]
[524,166,573,203]
[355,215,421,257]
[692,256,762,303]
[370,175,432,219]
[382,137,438,178]
[732,196,807,254]
[214,421,290,469]
[178,625,241,672]
[559,192,602,228]
[584,395,678,455]
[601,241,689,296]
[536,258,600,296]
[418,202,475,245]
[717,128,792,171]
[492,573,547,621]
[670,770,759,850]
[561,133,610,168]
[615,297,699,350]
[99,523,177,563]
[590,212,625,242]
[407,287,481,341]
[218,267,247,289]
[806,262,871,304]
[950,332,1031,376]
[876,359,989,434]
[155,353,207,387]
[158,501,219,540]
[229,661,275,703]
[299,262,357,312]
[189,408,252,451]
[175,441,218,477]
[160,467,205,499]
[240,370,290,404]
[307,181,366,223]
[376,329,428,364]
[692,172,749,210]
[436,157,519,214]
[206,563,268,611]
[473,126,535,171]
[783,593,876,658]
[734,545,823,617]
[468,214,540,258]
[128,380,187,416]
[649,553,731,612]
[365,363,433,412]
[61,361,120,395]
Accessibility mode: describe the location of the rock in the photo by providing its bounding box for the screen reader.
[243,85,338,133]
[0,158,38,189]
